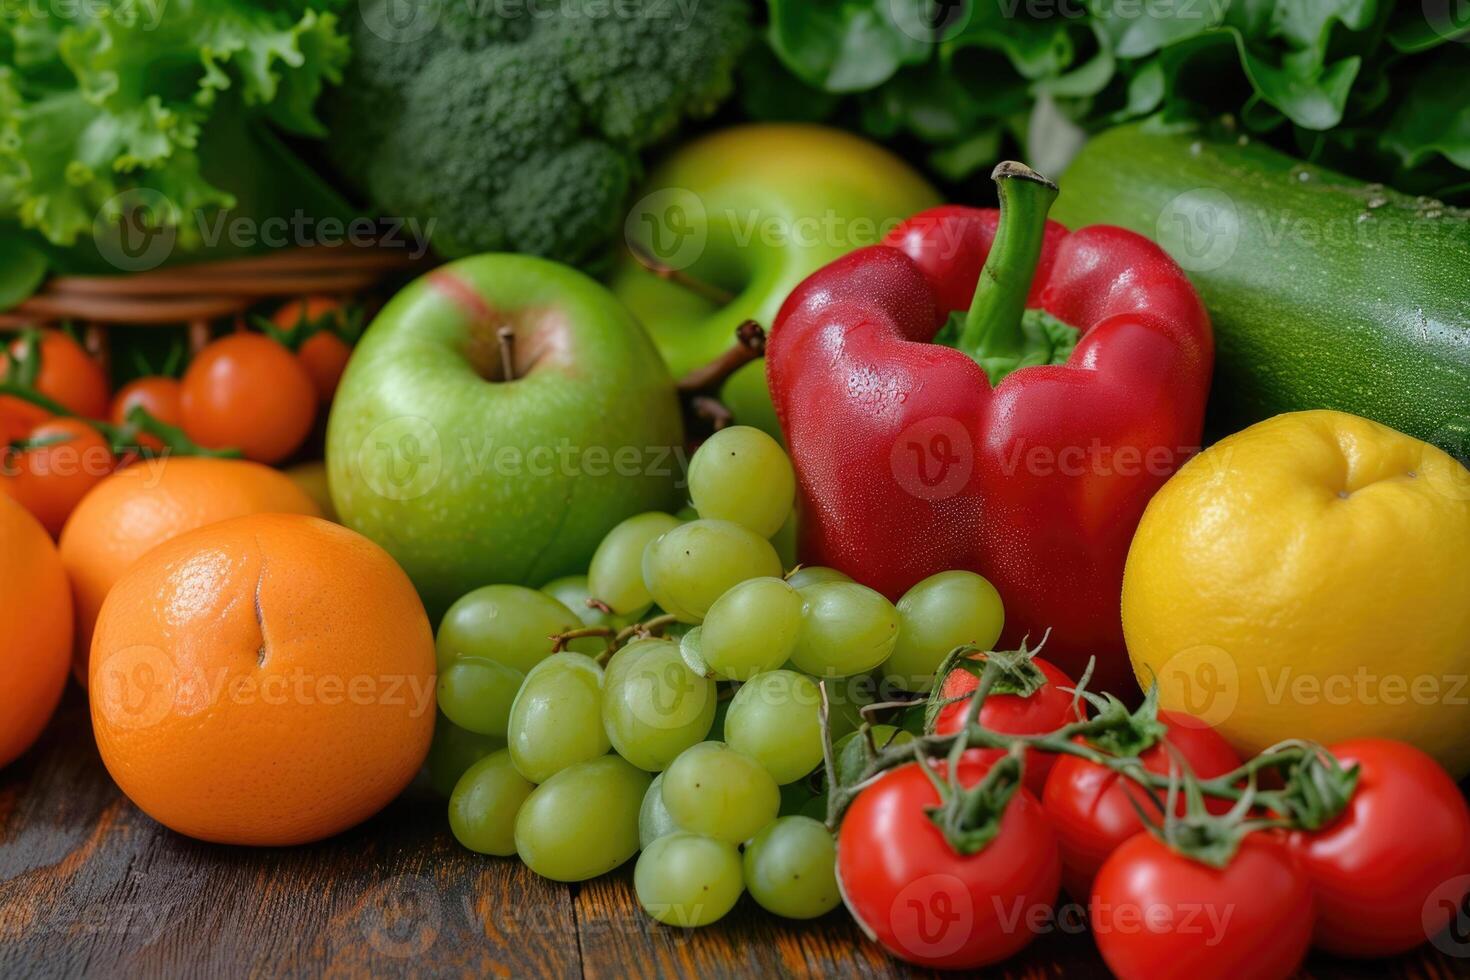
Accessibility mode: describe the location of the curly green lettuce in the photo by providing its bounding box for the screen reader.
[0,0,350,250]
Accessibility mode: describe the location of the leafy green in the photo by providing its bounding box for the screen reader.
[768,0,931,91]
[0,1,350,251]
[757,0,1470,198]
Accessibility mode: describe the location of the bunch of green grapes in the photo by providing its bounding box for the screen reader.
[432,425,1007,928]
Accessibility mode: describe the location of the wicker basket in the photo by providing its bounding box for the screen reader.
[0,245,433,373]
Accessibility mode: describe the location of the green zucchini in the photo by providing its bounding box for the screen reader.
[1052,123,1470,456]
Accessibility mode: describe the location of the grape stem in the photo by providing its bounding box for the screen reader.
[551,613,681,663]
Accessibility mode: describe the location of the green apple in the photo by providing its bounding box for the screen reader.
[326,254,684,618]
[614,124,941,437]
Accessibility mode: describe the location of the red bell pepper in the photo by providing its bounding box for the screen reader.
[766,162,1212,695]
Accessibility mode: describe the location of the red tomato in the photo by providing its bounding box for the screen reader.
[111,376,183,451]
[296,331,351,404]
[179,333,315,464]
[0,329,109,420]
[837,751,1061,969]
[1,417,113,535]
[1091,831,1313,980]
[933,655,1082,798]
[273,295,355,403]
[1042,711,1240,899]
[1287,738,1470,957]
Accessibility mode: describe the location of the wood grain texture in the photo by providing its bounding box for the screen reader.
[2,690,1468,979]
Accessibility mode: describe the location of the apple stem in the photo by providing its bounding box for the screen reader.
[496,326,517,382]
[627,241,737,306]
[676,320,765,394]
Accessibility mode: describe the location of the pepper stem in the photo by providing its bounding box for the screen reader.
[957,161,1059,362]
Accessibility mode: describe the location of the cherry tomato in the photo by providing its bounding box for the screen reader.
[1287,738,1470,957]
[296,331,351,404]
[273,296,355,403]
[934,654,1082,798]
[2,417,113,535]
[0,329,110,420]
[1042,711,1240,899]
[111,376,183,451]
[1091,831,1313,980]
[179,333,316,464]
[836,751,1060,969]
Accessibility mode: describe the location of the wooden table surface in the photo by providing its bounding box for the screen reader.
[3,690,1467,979]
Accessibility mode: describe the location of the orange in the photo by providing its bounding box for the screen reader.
[0,495,72,768]
[90,513,436,846]
[59,456,321,680]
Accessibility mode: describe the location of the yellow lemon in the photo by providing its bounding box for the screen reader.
[1123,410,1470,776]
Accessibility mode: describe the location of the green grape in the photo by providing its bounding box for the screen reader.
[834,725,914,786]
[642,519,783,623]
[882,570,1005,692]
[507,653,609,782]
[588,512,681,615]
[699,577,802,681]
[678,625,709,676]
[514,755,650,882]
[541,575,633,655]
[437,657,524,737]
[742,816,841,919]
[789,581,900,676]
[427,713,505,797]
[448,749,535,856]
[639,772,678,848]
[662,741,780,845]
[723,670,824,785]
[634,833,744,928]
[602,639,717,771]
[675,504,699,521]
[687,425,795,537]
[436,584,580,673]
[783,565,851,590]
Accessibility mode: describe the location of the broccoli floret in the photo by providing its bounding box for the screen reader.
[327,0,752,265]
[552,0,751,149]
